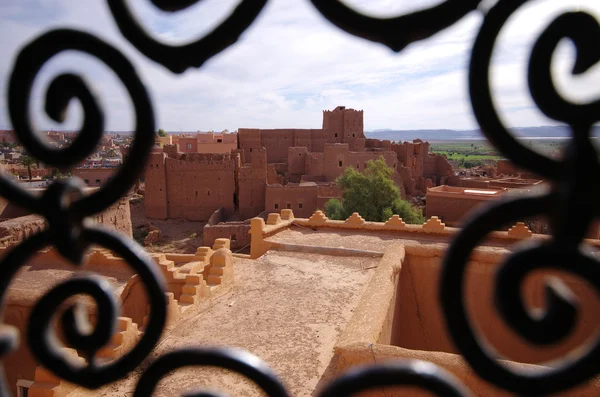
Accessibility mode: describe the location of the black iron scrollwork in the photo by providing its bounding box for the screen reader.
[442,0,600,395]
[309,0,482,52]
[106,0,269,74]
[1,0,598,395]
[1,28,167,393]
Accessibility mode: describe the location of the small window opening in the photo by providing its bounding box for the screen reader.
[217,139,222,143]
[84,179,89,184]
[195,191,198,197]
[298,203,303,209]
[334,133,338,138]
[231,234,237,242]
[287,203,292,209]
[95,179,101,183]
[207,190,211,196]
[274,203,279,209]
[338,161,343,167]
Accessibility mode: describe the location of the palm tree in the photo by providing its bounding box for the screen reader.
[20,155,36,181]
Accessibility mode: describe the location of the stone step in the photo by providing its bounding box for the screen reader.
[181,284,198,295]
[179,294,197,305]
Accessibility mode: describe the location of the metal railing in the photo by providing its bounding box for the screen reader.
[0,0,598,395]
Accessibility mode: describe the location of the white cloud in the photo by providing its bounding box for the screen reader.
[0,0,598,132]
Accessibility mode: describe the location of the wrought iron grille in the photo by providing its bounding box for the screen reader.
[0,0,598,395]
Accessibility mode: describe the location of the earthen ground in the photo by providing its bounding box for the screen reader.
[130,196,205,254]
[69,251,377,396]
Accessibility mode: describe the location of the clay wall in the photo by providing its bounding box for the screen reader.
[496,159,540,180]
[305,152,324,176]
[145,152,168,219]
[91,197,133,237]
[393,254,599,365]
[3,167,52,179]
[326,241,600,397]
[164,154,236,221]
[322,144,398,182]
[238,149,267,219]
[238,107,364,161]
[196,132,237,153]
[0,215,46,248]
[73,168,115,187]
[237,128,262,161]
[426,185,503,226]
[288,147,308,175]
[293,129,313,151]
[155,135,172,147]
[196,142,236,154]
[265,183,319,218]
[0,194,131,248]
[0,130,18,144]
[349,137,366,152]
[178,137,198,153]
[459,178,491,189]
[204,221,250,250]
[205,207,224,226]
[322,108,344,143]
[342,109,365,142]
[163,144,179,159]
[257,129,294,163]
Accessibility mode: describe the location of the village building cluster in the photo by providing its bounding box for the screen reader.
[2,107,599,397]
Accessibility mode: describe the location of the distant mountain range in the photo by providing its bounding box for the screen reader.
[365,125,600,142]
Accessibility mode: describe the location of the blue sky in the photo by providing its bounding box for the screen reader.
[0,0,598,132]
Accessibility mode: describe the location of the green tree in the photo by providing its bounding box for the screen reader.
[20,155,36,181]
[157,129,167,137]
[325,158,424,224]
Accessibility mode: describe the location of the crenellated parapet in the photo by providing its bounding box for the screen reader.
[247,210,596,260]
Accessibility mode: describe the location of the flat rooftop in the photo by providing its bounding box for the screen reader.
[70,251,378,397]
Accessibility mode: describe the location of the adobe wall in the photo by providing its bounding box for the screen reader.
[322,144,398,182]
[322,106,364,142]
[426,187,502,226]
[239,106,364,162]
[0,215,46,248]
[90,196,133,237]
[393,253,600,366]
[164,154,237,221]
[3,167,52,179]
[178,137,198,153]
[73,168,115,187]
[0,196,131,247]
[204,222,250,250]
[238,149,267,219]
[196,142,236,154]
[163,144,179,159]
[265,183,318,218]
[329,243,600,397]
[423,154,455,185]
[288,147,309,175]
[145,152,168,219]
[496,159,540,180]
